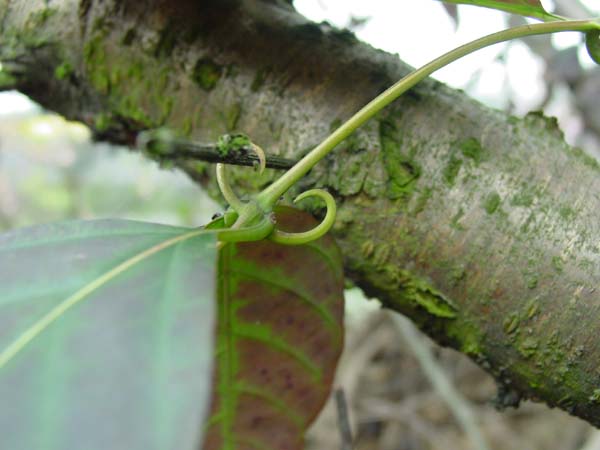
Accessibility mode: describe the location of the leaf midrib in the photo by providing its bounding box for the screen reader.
[0,227,211,369]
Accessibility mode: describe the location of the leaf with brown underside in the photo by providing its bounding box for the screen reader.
[438,0,563,21]
[204,206,345,450]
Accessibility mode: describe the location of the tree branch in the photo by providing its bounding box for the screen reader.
[3,0,600,427]
[134,130,297,170]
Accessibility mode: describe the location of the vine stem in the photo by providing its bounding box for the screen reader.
[256,19,599,209]
[216,164,245,212]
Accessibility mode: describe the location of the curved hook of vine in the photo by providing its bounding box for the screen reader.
[251,142,267,174]
[216,163,245,212]
[215,141,267,213]
[269,189,336,245]
[215,141,274,246]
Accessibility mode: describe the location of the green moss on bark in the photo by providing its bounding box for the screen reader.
[412,186,432,215]
[443,155,462,186]
[460,137,485,163]
[84,34,110,93]
[379,119,420,200]
[483,191,501,214]
[251,67,270,92]
[0,70,16,88]
[511,188,534,207]
[54,61,73,80]
[154,23,178,58]
[83,28,181,129]
[191,58,223,91]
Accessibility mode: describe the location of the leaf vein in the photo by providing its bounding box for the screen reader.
[226,267,341,336]
[235,382,304,427]
[234,324,321,380]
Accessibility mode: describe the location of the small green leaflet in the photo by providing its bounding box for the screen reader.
[0,219,217,450]
[587,30,600,64]
[204,207,345,450]
[437,0,563,21]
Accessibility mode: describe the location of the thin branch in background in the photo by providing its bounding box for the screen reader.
[138,139,296,170]
[335,388,354,450]
[136,130,297,170]
[392,313,492,450]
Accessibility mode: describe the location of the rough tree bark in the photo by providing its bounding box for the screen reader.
[2,0,600,427]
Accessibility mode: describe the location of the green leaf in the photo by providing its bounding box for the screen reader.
[0,219,217,450]
[204,207,345,450]
[586,29,600,64]
[438,0,563,21]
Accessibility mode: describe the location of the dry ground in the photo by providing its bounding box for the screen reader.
[307,292,598,450]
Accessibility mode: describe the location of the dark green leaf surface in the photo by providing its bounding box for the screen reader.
[204,207,345,450]
[0,219,217,450]
[438,0,562,21]
[586,30,600,64]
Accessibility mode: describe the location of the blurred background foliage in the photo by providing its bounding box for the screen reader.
[0,92,218,232]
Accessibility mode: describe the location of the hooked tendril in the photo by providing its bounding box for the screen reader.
[215,140,267,213]
[214,17,600,246]
[251,143,267,174]
[216,163,244,212]
[269,189,336,245]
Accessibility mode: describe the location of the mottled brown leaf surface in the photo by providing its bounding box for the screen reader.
[204,207,345,450]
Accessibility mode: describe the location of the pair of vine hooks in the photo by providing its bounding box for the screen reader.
[213,142,336,246]
[211,19,600,246]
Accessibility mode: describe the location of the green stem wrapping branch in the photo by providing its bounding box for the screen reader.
[220,18,599,249]
[255,19,599,210]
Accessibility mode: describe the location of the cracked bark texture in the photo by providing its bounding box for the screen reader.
[2,0,600,427]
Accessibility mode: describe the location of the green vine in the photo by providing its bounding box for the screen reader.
[215,17,600,245]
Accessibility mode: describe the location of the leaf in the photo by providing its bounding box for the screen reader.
[0,219,217,450]
[586,30,600,64]
[442,3,459,28]
[438,0,563,21]
[204,207,345,450]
